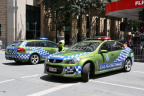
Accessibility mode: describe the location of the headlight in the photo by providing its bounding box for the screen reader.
[65,58,81,64]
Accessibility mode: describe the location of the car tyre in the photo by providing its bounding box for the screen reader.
[123,59,132,72]
[81,63,90,82]
[29,54,40,64]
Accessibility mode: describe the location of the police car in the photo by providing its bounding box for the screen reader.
[5,38,67,64]
[44,39,134,82]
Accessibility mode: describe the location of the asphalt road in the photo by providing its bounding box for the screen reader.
[0,50,144,96]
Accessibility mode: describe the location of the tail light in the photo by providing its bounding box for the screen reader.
[17,48,25,52]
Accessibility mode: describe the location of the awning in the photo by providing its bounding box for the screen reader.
[105,0,144,21]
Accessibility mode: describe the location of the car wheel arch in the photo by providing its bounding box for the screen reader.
[82,61,95,75]
[126,57,132,65]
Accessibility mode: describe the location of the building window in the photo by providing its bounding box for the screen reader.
[26,5,40,39]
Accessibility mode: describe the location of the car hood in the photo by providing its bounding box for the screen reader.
[48,51,91,60]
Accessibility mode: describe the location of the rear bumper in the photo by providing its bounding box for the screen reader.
[5,54,30,61]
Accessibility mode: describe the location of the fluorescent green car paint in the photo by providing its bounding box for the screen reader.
[5,40,68,64]
[44,40,134,78]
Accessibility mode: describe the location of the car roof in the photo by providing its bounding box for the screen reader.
[82,40,103,42]
[22,40,50,42]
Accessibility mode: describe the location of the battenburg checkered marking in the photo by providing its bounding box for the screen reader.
[64,65,82,74]
[114,46,131,62]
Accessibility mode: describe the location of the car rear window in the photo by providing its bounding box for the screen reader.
[11,41,23,46]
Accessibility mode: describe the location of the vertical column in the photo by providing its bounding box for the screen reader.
[110,18,115,40]
[40,4,45,37]
[89,16,96,38]
[0,0,7,48]
[70,18,77,46]
[99,17,105,35]
[106,19,111,37]
[104,18,107,36]
[79,14,86,41]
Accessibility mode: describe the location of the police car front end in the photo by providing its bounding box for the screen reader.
[44,55,83,78]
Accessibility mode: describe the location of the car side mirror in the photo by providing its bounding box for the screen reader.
[101,50,107,53]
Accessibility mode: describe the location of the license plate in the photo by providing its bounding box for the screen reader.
[49,67,57,72]
[8,49,13,53]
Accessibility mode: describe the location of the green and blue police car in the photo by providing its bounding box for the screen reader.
[5,38,67,64]
[44,39,134,82]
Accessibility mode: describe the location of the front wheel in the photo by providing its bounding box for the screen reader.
[81,63,90,82]
[123,59,132,72]
[29,54,40,64]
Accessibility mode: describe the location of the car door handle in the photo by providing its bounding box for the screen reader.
[111,53,114,56]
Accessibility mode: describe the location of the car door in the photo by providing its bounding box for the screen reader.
[98,41,114,71]
[110,41,125,68]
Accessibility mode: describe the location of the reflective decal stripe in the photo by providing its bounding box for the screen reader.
[48,52,90,60]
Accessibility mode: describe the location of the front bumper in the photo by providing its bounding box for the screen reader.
[44,63,83,78]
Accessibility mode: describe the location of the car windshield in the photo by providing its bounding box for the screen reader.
[11,41,23,46]
[67,42,100,52]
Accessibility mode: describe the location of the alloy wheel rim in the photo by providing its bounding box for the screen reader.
[31,55,39,64]
[125,59,131,71]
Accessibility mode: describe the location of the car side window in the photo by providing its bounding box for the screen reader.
[111,41,125,51]
[26,41,34,47]
[47,41,57,48]
[101,42,111,52]
[35,41,46,47]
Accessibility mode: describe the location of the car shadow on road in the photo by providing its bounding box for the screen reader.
[40,75,80,84]
[2,62,44,66]
[40,70,123,83]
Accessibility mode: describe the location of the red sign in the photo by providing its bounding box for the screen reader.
[105,0,144,14]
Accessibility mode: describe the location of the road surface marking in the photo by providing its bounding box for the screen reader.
[0,79,15,84]
[27,83,76,96]
[90,80,144,91]
[132,71,144,74]
[21,74,42,78]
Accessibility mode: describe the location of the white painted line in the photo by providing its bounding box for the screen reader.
[21,74,42,79]
[90,80,144,91]
[27,83,76,96]
[0,79,15,84]
[132,71,144,74]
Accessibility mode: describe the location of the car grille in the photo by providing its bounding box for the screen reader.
[45,65,63,74]
[49,59,63,63]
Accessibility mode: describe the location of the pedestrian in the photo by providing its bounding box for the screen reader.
[129,36,133,49]
[124,37,128,47]
[57,36,65,52]
[135,38,140,47]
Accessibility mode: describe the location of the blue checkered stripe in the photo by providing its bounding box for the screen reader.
[16,54,30,59]
[5,55,16,58]
[114,47,131,62]
[27,47,50,59]
[64,65,82,74]
[20,41,28,47]
[49,52,90,60]
[5,54,30,60]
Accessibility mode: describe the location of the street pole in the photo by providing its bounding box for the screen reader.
[34,22,37,38]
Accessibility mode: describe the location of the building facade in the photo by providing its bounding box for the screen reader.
[0,0,123,49]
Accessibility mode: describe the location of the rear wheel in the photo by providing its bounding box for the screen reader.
[29,54,40,64]
[81,63,90,82]
[123,59,132,72]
